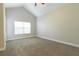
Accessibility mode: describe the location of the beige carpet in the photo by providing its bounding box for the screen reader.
[0,37,79,56]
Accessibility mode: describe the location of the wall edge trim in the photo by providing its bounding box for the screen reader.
[37,35,79,48]
[7,35,36,41]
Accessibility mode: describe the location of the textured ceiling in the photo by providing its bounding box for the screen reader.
[5,3,24,7]
[5,3,65,17]
[24,3,65,17]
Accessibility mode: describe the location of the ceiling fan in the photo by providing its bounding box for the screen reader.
[35,3,45,6]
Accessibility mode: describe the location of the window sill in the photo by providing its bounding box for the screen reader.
[14,33,31,35]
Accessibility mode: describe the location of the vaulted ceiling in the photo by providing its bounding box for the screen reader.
[5,3,65,17]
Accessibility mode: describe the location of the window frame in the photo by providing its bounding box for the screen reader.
[14,21,31,35]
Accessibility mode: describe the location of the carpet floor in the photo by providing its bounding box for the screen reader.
[0,37,79,56]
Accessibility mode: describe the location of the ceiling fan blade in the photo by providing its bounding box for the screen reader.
[41,3,45,4]
[35,3,37,6]
[35,3,45,6]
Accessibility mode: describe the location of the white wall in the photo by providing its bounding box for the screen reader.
[37,4,79,46]
[5,7,36,40]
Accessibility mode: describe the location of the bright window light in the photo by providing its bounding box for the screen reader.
[14,21,31,34]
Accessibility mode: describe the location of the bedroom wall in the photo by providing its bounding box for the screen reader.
[0,3,5,50]
[5,7,36,40]
[37,4,79,46]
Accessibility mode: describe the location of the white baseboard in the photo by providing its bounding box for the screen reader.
[7,35,36,41]
[37,35,79,48]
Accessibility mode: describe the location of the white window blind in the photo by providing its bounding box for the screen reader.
[14,21,31,34]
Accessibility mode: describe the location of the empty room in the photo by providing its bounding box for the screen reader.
[0,3,79,56]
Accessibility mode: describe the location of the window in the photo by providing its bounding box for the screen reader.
[14,21,31,34]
